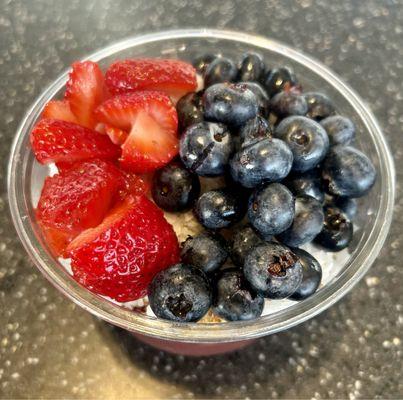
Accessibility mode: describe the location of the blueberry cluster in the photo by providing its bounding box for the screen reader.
[148,52,376,323]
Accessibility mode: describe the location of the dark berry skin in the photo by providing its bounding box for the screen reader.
[289,248,322,301]
[238,52,266,82]
[230,138,293,188]
[248,183,295,237]
[151,162,200,212]
[203,83,259,126]
[213,269,264,321]
[148,264,212,322]
[285,169,325,203]
[176,92,204,132]
[204,57,238,87]
[230,224,265,267]
[238,115,273,148]
[304,92,336,120]
[275,116,329,173]
[314,206,353,251]
[333,196,358,220]
[269,91,308,118]
[277,196,324,247]
[241,82,270,115]
[263,67,298,97]
[179,121,233,177]
[322,145,376,198]
[244,243,303,299]
[194,189,245,230]
[181,232,228,273]
[192,54,218,75]
[320,115,356,146]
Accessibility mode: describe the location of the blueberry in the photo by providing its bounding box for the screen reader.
[148,264,212,322]
[238,115,273,148]
[176,92,204,132]
[269,91,308,118]
[213,269,264,321]
[151,162,200,212]
[289,248,322,301]
[274,116,329,173]
[304,92,336,120]
[230,224,265,267]
[322,145,376,197]
[314,206,353,251]
[248,183,295,237]
[194,189,245,230]
[240,82,270,115]
[181,232,228,273]
[192,54,218,75]
[320,115,356,146]
[244,243,303,299]
[203,83,259,126]
[333,196,358,219]
[230,138,293,188]
[204,57,238,87]
[263,67,298,97]
[238,52,266,82]
[179,121,233,177]
[277,196,324,247]
[285,169,325,203]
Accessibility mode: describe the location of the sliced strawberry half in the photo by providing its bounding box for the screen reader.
[95,91,179,173]
[65,61,105,129]
[66,195,180,301]
[41,100,78,124]
[30,119,121,164]
[36,159,125,255]
[105,58,197,101]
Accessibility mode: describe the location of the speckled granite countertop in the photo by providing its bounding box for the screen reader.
[0,0,402,398]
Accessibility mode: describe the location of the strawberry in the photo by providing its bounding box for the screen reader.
[105,58,197,101]
[67,195,180,301]
[36,159,125,255]
[30,119,121,164]
[118,171,153,199]
[104,124,128,145]
[65,61,105,129]
[41,100,78,123]
[95,91,179,173]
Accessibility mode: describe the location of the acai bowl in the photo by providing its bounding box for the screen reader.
[8,29,395,355]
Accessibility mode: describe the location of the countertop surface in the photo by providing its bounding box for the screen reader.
[0,0,402,398]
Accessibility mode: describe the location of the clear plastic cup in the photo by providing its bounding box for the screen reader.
[8,29,395,356]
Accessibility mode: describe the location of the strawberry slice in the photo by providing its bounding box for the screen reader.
[120,110,179,173]
[105,58,197,101]
[67,195,180,301]
[30,119,121,164]
[65,61,105,129]
[36,159,125,255]
[42,100,78,123]
[95,91,179,173]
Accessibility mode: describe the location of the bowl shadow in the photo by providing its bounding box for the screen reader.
[96,304,346,399]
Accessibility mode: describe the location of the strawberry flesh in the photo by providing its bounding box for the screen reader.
[95,91,179,173]
[42,100,78,124]
[65,61,105,129]
[67,195,180,301]
[121,111,178,173]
